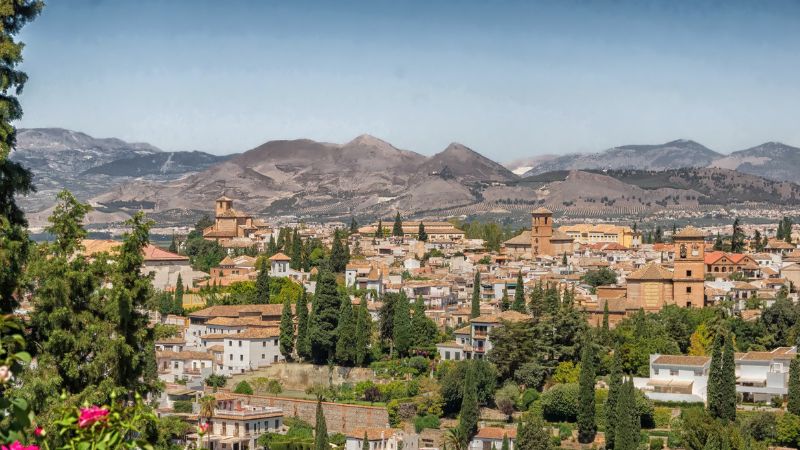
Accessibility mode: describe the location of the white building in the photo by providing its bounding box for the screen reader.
[156,350,215,383]
[194,394,284,450]
[470,427,516,450]
[436,310,530,361]
[634,355,710,403]
[201,327,283,376]
[345,428,405,450]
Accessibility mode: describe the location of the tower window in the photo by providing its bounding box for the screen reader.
[686,287,692,293]
[686,270,692,277]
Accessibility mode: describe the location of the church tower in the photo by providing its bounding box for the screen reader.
[531,207,553,257]
[215,195,233,217]
[672,226,706,308]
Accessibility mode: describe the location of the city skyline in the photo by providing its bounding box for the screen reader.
[15,0,800,159]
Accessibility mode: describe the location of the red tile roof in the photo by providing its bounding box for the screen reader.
[143,244,188,262]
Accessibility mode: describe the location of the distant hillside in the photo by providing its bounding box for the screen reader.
[84,151,229,177]
[710,142,800,183]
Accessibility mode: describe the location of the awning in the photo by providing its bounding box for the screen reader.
[647,379,693,388]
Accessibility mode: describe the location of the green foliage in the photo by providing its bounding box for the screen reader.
[205,374,228,388]
[516,413,552,450]
[577,335,596,443]
[518,389,540,411]
[418,222,428,242]
[613,378,640,450]
[335,293,357,365]
[297,288,311,359]
[308,270,342,363]
[393,292,412,357]
[0,315,35,444]
[494,383,521,420]
[708,332,736,422]
[471,271,481,318]
[605,351,622,449]
[355,297,372,366]
[256,259,271,304]
[50,396,156,450]
[183,232,226,272]
[458,363,480,440]
[172,400,193,413]
[251,377,284,395]
[552,361,580,384]
[330,229,349,273]
[414,414,441,433]
[393,212,404,237]
[511,272,526,313]
[455,220,517,252]
[581,267,618,289]
[411,295,438,350]
[438,359,497,415]
[280,295,295,359]
[790,357,800,415]
[234,380,254,395]
[540,384,579,422]
[313,400,329,450]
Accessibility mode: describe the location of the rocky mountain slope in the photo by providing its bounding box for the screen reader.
[10,128,228,213]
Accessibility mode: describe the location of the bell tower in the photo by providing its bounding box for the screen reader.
[672,226,706,308]
[215,195,233,217]
[531,207,553,257]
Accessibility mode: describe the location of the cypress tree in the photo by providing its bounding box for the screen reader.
[174,273,185,314]
[511,272,526,313]
[279,295,294,359]
[350,217,358,235]
[412,294,438,349]
[605,348,622,450]
[613,378,639,450]
[516,413,552,450]
[528,281,544,318]
[335,295,357,365]
[267,235,277,256]
[544,282,559,315]
[314,400,329,450]
[418,222,428,242]
[308,270,342,363]
[296,288,311,359]
[500,288,510,312]
[355,297,371,366]
[707,333,724,419]
[501,434,509,450]
[255,259,270,304]
[789,356,800,414]
[577,335,596,443]
[393,291,412,357]
[458,362,480,440]
[169,235,178,253]
[392,211,404,237]
[471,271,481,318]
[331,229,348,273]
[376,219,383,238]
[719,332,737,421]
[361,432,370,450]
[290,227,302,270]
[602,301,610,333]
[703,432,722,450]
[561,251,567,266]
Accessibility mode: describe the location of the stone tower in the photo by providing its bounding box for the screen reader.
[672,226,706,308]
[215,195,233,217]
[531,207,553,257]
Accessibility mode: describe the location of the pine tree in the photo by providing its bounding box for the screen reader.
[788,357,800,414]
[355,297,372,366]
[605,348,622,450]
[393,291,412,357]
[335,295,357,365]
[308,270,342,363]
[471,271,482,318]
[511,272,526,313]
[418,222,428,242]
[279,295,294,359]
[350,217,358,235]
[577,334,596,443]
[169,234,178,253]
[719,332,737,421]
[707,333,725,419]
[314,400,329,450]
[296,288,311,359]
[458,362,480,440]
[330,229,349,273]
[516,413,552,450]
[544,282,559,315]
[613,378,640,450]
[392,211,404,237]
[255,259,270,304]
[500,288,510,312]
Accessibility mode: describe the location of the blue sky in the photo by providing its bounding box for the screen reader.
[16,0,800,160]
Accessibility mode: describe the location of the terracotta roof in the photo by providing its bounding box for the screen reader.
[156,350,213,361]
[269,252,291,261]
[208,345,224,352]
[766,239,795,249]
[143,244,188,262]
[504,231,531,246]
[704,251,748,265]
[551,230,574,242]
[204,327,280,340]
[190,304,284,319]
[475,427,517,440]
[80,239,122,256]
[471,310,531,324]
[674,226,706,239]
[156,337,186,345]
[627,262,673,280]
[652,355,710,366]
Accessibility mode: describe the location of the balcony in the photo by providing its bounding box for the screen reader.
[213,406,282,420]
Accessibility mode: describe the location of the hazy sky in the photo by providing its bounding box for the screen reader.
[16,0,800,160]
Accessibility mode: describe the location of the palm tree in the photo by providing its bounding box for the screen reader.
[199,395,216,449]
[444,427,468,450]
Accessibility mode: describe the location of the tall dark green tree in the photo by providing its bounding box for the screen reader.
[605,348,622,450]
[255,259,270,304]
[335,294,357,365]
[516,414,551,450]
[613,378,640,450]
[458,362,480,440]
[577,334,596,443]
[354,297,372,366]
[279,296,294,359]
[174,273,185,311]
[719,332,737,421]
[707,333,725,419]
[500,434,509,450]
[713,232,724,251]
[392,212,404,237]
[601,301,610,333]
[511,272,526,313]
[528,281,544,318]
[411,294,438,349]
[788,356,800,415]
[330,229,349,273]
[308,271,341,363]
[730,218,745,252]
[267,235,277,256]
[471,271,482,318]
[350,217,358,235]
[169,235,178,253]
[418,222,428,242]
[393,291,412,357]
[290,228,302,270]
[500,288,510,312]
[296,288,311,359]
[313,400,329,450]
[375,219,384,239]
[361,432,370,450]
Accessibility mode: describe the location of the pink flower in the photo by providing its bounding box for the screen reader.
[33,427,44,437]
[197,423,209,434]
[78,405,110,428]
[1,441,39,450]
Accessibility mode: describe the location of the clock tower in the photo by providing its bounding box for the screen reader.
[672,226,706,308]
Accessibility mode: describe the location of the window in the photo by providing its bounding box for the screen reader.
[262,341,266,347]
[173,362,179,369]
[229,354,233,360]
[455,352,460,361]
[238,341,242,347]
[274,355,278,363]
[670,369,679,376]
[227,340,231,346]
[445,351,451,360]
[240,355,244,361]
[274,339,278,346]
[686,270,692,277]
[686,287,692,293]
[262,354,265,359]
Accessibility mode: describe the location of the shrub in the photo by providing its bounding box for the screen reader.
[234,380,254,395]
[650,438,665,450]
[172,400,193,413]
[653,407,672,429]
[518,388,540,411]
[514,362,548,390]
[552,362,581,384]
[407,356,431,375]
[414,414,441,433]
[540,383,579,422]
[205,373,228,388]
[742,411,777,442]
[494,383,521,419]
[557,423,573,441]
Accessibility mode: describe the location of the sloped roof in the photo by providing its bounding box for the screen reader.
[674,226,706,239]
[652,355,710,366]
[504,230,531,246]
[627,262,673,280]
[269,252,291,261]
[143,244,188,262]
[475,427,517,440]
[531,207,552,215]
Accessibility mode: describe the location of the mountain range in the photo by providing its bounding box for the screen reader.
[10,128,800,226]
